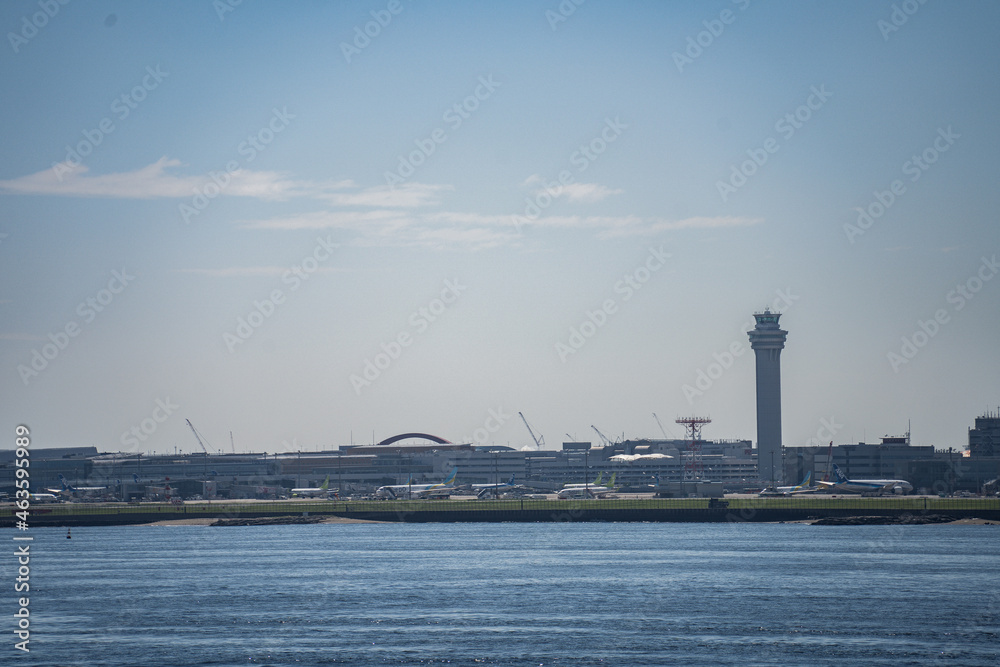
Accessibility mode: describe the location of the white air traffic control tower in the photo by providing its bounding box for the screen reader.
[747,309,787,485]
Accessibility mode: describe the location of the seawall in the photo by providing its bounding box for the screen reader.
[5,496,999,527]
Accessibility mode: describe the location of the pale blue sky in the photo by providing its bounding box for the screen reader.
[2,0,998,455]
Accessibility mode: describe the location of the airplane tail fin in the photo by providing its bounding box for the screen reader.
[833,465,848,484]
[133,473,140,484]
[593,472,603,486]
[58,474,69,490]
[443,467,458,486]
[608,473,616,488]
[320,475,329,491]
[801,471,812,487]
[508,474,515,485]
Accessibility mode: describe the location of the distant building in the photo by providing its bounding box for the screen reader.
[969,408,1000,457]
[748,309,787,484]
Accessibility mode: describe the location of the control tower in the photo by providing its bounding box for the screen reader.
[747,309,787,485]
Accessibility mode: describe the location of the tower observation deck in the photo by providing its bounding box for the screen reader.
[747,309,787,485]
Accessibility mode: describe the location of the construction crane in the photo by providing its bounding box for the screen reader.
[591,425,612,447]
[230,431,236,454]
[653,413,671,440]
[186,419,215,455]
[518,412,545,450]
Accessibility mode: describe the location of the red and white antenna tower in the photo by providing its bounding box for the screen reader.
[676,416,711,481]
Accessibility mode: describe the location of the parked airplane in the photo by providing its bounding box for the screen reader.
[28,492,60,503]
[376,468,458,499]
[558,473,617,499]
[759,472,815,496]
[472,474,516,499]
[561,472,604,491]
[817,465,913,495]
[48,474,108,498]
[291,475,333,498]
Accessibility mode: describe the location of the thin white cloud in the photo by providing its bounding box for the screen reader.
[238,208,761,248]
[0,158,389,203]
[516,214,762,238]
[555,183,623,203]
[177,266,347,278]
[0,157,314,201]
[0,159,761,249]
[240,209,413,231]
[594,216,762,238]
[318,183,451,208]
[522,175,622,203]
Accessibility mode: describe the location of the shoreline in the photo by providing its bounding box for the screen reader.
[136,516,999,528]
[143,516,386,527]
[7,496,999,527]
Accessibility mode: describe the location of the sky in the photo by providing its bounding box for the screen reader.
[1,0,998,457]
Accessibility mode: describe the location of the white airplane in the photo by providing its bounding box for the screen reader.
[291,475,334,498]
[48,474,108,498]
[472,474,516,499]
[28,492,60,503]
[376,468,458,499]
[817,465,913,495]
[558,473,617,499]
[759,472,816,496]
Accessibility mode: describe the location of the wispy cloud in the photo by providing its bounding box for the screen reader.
[0,159,762,248]
[522,175,623,203]
[239,208,761,248]
[0,158,372,203]
[318,183,451,208]
[597,215,763,238]
[557,183,623,203]
[512,214,762,238]
[177,266,348,278]
[237,209,517,250]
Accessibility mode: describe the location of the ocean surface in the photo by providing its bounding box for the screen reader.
[12,522,999,666]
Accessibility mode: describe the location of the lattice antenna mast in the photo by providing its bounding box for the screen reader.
[676,416,711,481]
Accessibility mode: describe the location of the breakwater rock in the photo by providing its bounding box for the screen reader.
[210,515,326,527]
[812,514,958,526]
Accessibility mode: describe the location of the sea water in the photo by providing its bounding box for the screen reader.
[13,522,1000,665]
